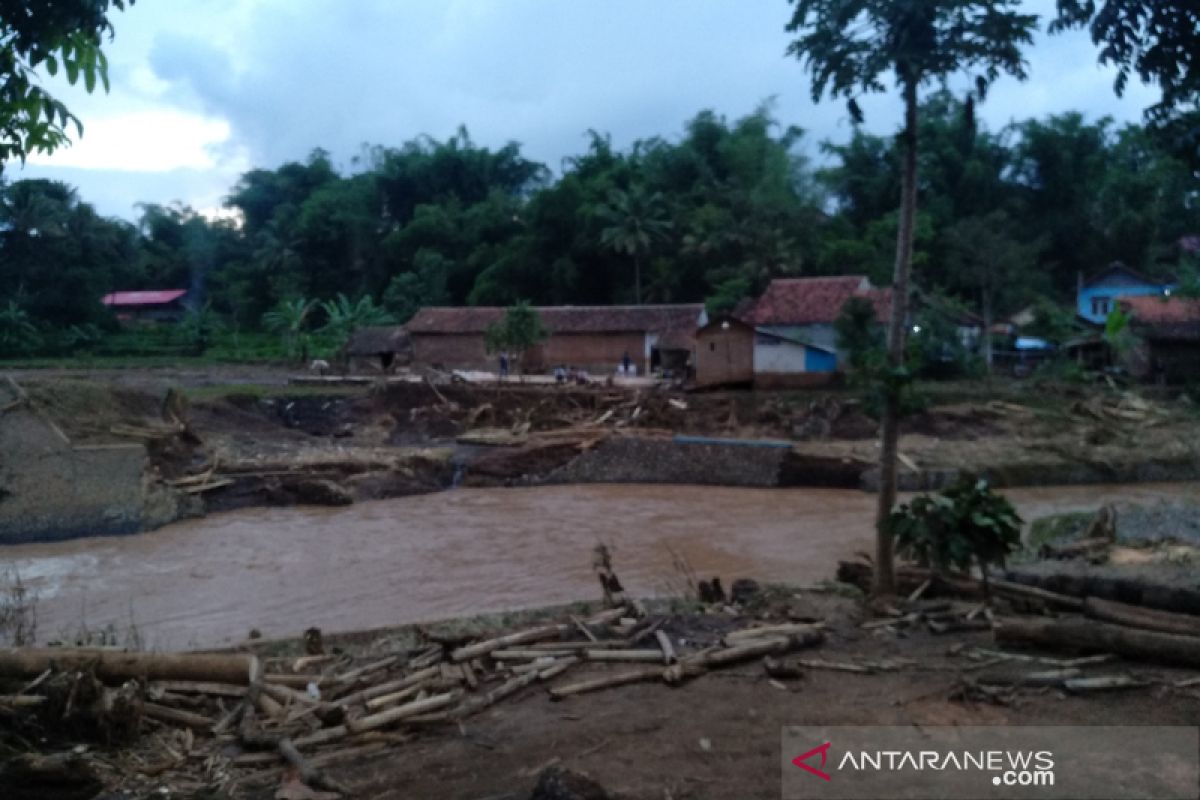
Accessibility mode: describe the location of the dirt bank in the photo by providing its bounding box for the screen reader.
[6,372,1200,543]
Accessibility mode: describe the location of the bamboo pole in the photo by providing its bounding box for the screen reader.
[0,649,255,685]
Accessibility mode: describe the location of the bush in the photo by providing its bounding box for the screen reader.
[887,475,1023,589]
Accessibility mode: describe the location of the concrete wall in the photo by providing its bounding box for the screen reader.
[0,406,151,543]
[695,325,754,387]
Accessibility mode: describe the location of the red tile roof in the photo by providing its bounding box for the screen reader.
[1121,294,1200,323]
[101,290,188,307]
[742,276,892,325]
[406,305,705,336]
[1121,295,1200,340]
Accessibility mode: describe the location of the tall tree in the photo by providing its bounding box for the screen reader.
[1053,2,1200,167]
[785,0,1037,595]
[596,186,672,304]
[0,1,133,164]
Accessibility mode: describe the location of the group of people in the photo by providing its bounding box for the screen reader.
[497,350,635,384]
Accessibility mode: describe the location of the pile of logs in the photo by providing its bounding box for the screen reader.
[0,603,824,798]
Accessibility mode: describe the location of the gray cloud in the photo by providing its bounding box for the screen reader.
[13,0,1165,219]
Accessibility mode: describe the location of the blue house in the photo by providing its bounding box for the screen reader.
[1077,263,1175,325]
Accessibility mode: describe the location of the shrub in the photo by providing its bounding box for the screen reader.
[887,475,1023,593]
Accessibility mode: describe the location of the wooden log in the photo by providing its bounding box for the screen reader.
[538,657,579,681]
[1083,596,1200,638]
[364,683,424,711]
[264,673,326,689]
[528,640,631,650]
[147,681,246,698]
[451,624,570,662]
[278,737,350,795]
[452,670,539,719]
[583,607,628,627]
[333,655,399,684]
[655,630,678,665]
[294,692,457,748]
[0,694,47,708]
[143,702,216,732]
[492,648,574,660]
[583,649,665,663]
[995,618,1200,667]
[975,668,1083,688]
[335,666,440,708]
[1063,675,1148,693]
[0,648,255,685]
[724,623,824,644]
[549,666,664,700]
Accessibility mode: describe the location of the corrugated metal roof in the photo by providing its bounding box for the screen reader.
[406,304,705,335]
[741,276,891,326]
[101,290,188,306]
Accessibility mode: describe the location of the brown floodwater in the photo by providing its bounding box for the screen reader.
[3,482,1197,650]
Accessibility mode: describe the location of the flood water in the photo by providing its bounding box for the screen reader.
[3,482,1197,650]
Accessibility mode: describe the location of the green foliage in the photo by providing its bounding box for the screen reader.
[596,186,672,304]
[484,301,548,360]
[261,297,316,359]
[318,294,394,340]
[1103,304,1135,356]
[0,301,41,356]
[834,296,885,374]
[0,1,133,164]
[888,475,1023,576]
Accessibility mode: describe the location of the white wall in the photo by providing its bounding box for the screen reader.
[754,339,808,373]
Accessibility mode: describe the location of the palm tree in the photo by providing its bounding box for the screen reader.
[596,187,672,304]
[262,297,316,360]
[318,293,394,340]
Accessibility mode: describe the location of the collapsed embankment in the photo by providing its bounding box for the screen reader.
[5,373,1200,543]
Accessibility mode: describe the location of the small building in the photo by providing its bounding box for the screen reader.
[1076,263,1174,324]
[342,326,412,373]
[101,290,189,324]
[1120,295,1200,383]
[694,317,754,388]
[739,275,892,382]
[405,304,706,375]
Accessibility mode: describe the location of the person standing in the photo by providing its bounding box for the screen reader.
[499,351,509,380]
[621,350,632,375]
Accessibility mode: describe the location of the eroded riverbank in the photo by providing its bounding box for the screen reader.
[5,481,1197,650]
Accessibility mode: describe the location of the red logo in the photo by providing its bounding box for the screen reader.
[792,741,832,781]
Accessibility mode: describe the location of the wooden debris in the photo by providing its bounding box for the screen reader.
[995,618,1200,668]
[451,625,570,662]
[0,649,257,685]
[655,630,678,665]
[1083,596,1200,638]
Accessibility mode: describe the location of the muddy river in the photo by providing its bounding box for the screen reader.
[3,482,1197,650]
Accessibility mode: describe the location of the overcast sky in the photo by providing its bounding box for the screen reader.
[14,0,1160,221]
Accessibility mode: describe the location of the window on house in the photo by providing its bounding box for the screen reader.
[1091,296,1111,317]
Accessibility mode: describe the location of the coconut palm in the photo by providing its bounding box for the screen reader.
[596,187,672,304]
[262,297,316,360]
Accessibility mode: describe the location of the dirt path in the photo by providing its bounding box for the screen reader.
[5,482,1197,650]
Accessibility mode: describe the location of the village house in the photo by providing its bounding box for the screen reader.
[405,304,706,375]
[1119,295,1200,383]
[1077,263,1174,324]
[101,290,190,324]
[342,326,412,373]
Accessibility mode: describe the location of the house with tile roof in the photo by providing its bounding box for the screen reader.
[406,304,706,375]
[738,276,893,380]
[1118,295,1200,383]
[1076,263,1174,324]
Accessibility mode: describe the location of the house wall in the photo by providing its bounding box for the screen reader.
[754,372,842,389]
[543,332,648,374]
[805,348,839,372]
[1149,340,1200,384]
[1077,276,1173,324]
[757,323,840,359]
[754,336,809,374]
[695,325,754,387]
[411,334,491,369]
[411,331,648,373]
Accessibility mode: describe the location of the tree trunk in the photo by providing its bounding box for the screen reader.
[634,254,643,305]
[982,287,994,372]
[873,80,919,598]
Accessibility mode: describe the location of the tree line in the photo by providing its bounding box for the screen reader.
[0,97,1194,357]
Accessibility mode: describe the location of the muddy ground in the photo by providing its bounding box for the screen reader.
[7,588,1200,800]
